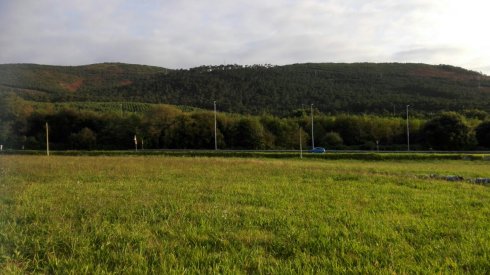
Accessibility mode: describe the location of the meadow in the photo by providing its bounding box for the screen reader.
[1,155,489,273]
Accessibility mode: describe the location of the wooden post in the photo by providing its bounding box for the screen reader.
[406,105,410,151]
[214,101,217,150]
[46,122,50,156]
[310,104,314,149]
[299,128,303,159]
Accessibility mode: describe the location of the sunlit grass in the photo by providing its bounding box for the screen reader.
[1,156,489,273]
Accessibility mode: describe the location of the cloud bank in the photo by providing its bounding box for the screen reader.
[1,0,489,74]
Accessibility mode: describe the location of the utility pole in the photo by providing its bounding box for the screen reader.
[299,127,303,159]
[134,135,138,151]
[310,104,315,149]
[214,101,217,150]
[45,122,50,156]
[406,105,410,151]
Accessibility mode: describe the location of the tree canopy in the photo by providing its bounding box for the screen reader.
[421,112,471,150]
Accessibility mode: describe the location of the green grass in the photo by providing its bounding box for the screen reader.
[1,156,489,273]
[5,149,490,161]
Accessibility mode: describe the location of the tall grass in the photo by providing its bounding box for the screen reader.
[1,156,489,273]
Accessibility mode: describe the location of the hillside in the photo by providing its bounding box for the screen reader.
[0,63,167,99]
[1,62,489,115]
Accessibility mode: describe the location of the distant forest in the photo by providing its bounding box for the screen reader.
[1,62,490,151]
[1,62,489,116]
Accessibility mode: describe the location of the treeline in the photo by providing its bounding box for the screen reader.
[1,95,490,151]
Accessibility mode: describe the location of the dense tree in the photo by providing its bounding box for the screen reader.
[463,109,488,120]
[323,132,343,148]
[142,105,181,148]
[233,118,265,149]
[165,115,199,149]
[0,119,13,147]
[0,94,33,120]
[69,127,97,150]
[421,112,471,150]
[260,115,300,149]
[189,112,224,149]
[333,116,365,145]
[2,63,489,116]
[475,121,490,148]
[0,98,486,151]
[0,95,34,148]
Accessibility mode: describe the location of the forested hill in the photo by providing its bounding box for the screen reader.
[1,62,489,115]
[0,62,167,98]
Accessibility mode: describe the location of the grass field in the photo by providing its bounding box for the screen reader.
[6,149,490,161]
[1,156,489,273]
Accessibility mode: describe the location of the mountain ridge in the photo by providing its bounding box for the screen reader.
[1,62,489,115]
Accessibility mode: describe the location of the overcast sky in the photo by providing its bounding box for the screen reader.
[1,0,489,74]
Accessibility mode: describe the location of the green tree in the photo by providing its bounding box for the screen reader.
[0,119,12,147]
[421,112,470,150]
[333,116,365,145]
[462,109,488,120]
[233,118,265,149]
[0,94,34,148]
[323,132,343,148]
[0,94,34,121]
[475,121,490,148]
[190,112,225,149]
[165,114,196,149]
[260,115,301,149]
[142,105,181,148]
[69,127,97,150]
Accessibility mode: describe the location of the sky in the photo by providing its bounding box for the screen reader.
[1,0,489,74]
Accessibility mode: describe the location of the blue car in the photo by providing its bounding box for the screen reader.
[309,147,326,153]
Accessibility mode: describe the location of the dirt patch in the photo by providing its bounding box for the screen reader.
[60,79,84,92]
[410,67,476,81]
[120,79,133,86]
[479,86,490,93]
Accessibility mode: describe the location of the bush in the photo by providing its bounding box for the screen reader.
[421,112,470,150]
[475,121,490,148]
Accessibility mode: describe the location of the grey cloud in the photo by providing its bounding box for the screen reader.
[0,0,489,74]
[393,47,466,61]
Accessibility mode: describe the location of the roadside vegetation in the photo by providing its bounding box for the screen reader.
[1,94,490,151]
